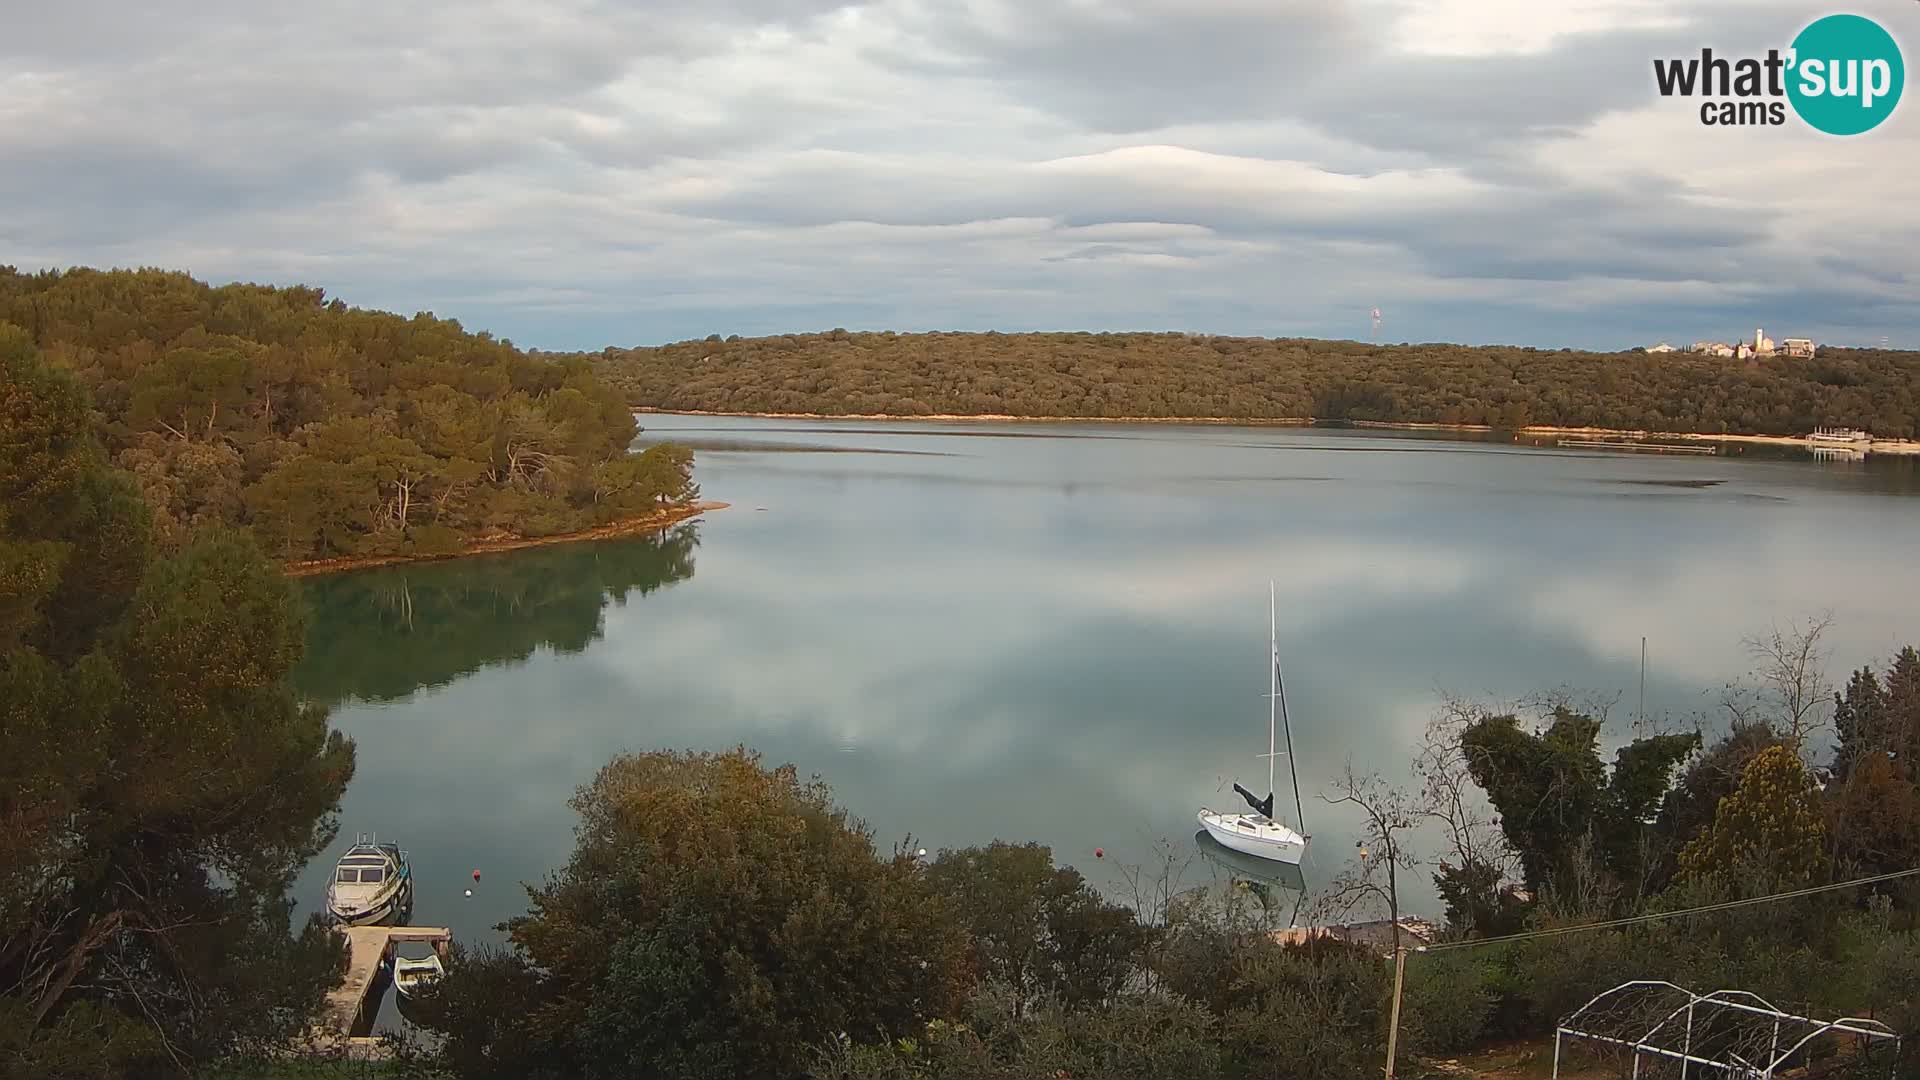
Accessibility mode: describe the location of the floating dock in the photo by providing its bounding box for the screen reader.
[1557,439,1719,455]
[320,925,451,1038]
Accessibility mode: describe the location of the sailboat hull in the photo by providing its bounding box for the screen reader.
[1198,810,1307,866]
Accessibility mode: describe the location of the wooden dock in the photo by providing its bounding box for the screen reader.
[1557,438,1719,455]
[320,925,451,1038]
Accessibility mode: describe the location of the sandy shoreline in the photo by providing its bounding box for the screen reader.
[1506,425,1920,454]
[635,407,1314,426]
[635,408,1920,454]
[282,501,727,578]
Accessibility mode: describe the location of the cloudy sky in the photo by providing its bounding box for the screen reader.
[3,0,1917,350]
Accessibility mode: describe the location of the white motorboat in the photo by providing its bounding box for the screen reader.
[1198,583,1311,867]
[392,952,444,996]
[392,952,444,1006]
[324,833,414,927]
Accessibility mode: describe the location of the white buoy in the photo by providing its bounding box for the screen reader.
[464,889,472,898]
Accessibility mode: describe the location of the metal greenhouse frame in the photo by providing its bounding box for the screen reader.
[1553,980,1902,1079]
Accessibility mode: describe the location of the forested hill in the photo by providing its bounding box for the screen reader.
[587,331,1920,438]
[0,267,696,564]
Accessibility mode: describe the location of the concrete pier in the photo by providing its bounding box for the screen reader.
[320,925,452,1038]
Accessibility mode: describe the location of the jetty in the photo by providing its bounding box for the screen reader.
[1557,438,1718,455]
[320,925,451,1038]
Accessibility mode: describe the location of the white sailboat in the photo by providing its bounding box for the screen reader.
[1197,583,1310,866]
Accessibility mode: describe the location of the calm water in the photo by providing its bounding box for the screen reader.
[291,417,1920,961]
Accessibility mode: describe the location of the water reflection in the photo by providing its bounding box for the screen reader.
[293,416,1920,976]
[295,526,700,708]
[1191,829,1309,893]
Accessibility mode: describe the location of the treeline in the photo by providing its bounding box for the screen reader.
[389,633,1920,1080]
[2,339,355,1073]
[0,267,697,564]
[584,330,1920,438]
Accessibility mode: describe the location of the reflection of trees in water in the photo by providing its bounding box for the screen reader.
[294,525,700,707]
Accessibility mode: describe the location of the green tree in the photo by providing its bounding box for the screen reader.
[1834,648,1920,780]
[587,444,697,517]
[125,344,253,443]
[1460,708,1698,903]
[114,435,246,547]
[1678,746,1829,888]
[923,842,1146,1018]
[1,339,355,1074]
[244,455,372,561]
[426,748,969,1080]
[1826,648,1920,878]
[1657,722,1792,852]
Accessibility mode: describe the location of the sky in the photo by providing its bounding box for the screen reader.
[2,0,1917,351]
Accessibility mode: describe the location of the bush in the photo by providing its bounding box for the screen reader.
[1401,951,1494,1056]
[1216,940,1392,1080]
[404,524,465,556]
[815,996,1220,1080]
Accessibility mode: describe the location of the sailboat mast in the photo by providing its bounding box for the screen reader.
[1268,583,1277,801]
[1272,582,1305,832]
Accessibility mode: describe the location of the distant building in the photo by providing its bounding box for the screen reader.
[1783,337,1817,357]
[1755,328,1776,355]
[1736,342,1753,360]
[1693,341,1735,357]
[1647,342,1675,353]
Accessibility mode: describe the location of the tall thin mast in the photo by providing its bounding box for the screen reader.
[1268,582,1277,801]
[1639,636,1647,735]
[1272,582,1305,832]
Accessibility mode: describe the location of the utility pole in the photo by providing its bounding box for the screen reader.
[1382,825,1407,1079]
[1385,945,1408,1079]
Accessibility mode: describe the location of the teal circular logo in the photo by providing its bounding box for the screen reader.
[1787,14,1904,135]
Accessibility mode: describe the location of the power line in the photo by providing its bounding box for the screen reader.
[1379,865,1920,1078]
[1418,866,1920,954]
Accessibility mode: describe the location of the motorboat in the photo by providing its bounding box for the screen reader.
[324,833,414,927]
[391,952,445,1022]
[1197,583,1311,867]
[392,953,444,998]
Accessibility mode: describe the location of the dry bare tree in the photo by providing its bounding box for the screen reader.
[1418,697,1522,884]
[1719,613,1836,750]
[1318,763,1421,954]
[1106,835,1196,994]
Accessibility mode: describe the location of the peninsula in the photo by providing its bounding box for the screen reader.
[589,329,1919,443]
[0,267,704,572]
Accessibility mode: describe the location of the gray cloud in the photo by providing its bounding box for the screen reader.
[1,0,1915,349]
